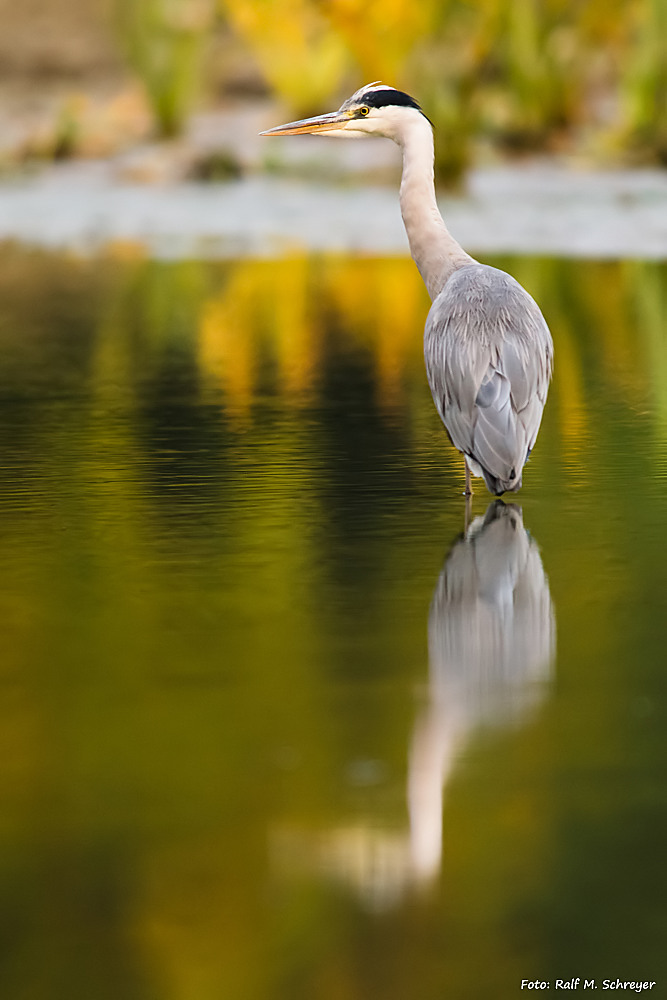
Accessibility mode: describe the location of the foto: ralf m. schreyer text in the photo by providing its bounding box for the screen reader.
[521,979,656,992]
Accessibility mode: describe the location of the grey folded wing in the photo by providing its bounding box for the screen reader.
[424,264,553,481]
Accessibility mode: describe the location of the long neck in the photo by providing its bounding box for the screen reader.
[398,120,474,300]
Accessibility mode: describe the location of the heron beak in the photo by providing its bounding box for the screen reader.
[259,111,350,136]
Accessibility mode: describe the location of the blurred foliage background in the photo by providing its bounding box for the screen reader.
[3,0,667,181]
[3,6,667,997]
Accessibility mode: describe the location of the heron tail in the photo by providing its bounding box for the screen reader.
[481,468,523,496]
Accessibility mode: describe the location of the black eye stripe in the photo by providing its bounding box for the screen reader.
[362,89,423,113]
[340,85,432,125]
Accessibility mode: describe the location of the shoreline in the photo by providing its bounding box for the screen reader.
[2,158,667,260]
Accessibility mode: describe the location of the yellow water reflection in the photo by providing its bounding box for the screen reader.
[1,248,667,999]
[192,253,667,451]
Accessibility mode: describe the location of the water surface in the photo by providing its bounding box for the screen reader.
[0,247,666,998]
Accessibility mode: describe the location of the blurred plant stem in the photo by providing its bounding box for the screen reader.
[411,70,477,188]
[622,0,667,162]
[116,0,215,137]
[219,0,349,113]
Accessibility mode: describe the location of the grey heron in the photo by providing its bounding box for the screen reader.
[261,83,553,496]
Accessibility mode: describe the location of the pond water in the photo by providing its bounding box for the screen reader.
[1,246,666,999]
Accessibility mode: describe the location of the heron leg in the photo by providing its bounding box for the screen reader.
[464,460,473,497]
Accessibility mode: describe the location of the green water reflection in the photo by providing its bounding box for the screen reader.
[0,247,666,999]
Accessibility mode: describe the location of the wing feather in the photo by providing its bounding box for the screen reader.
[424,264,553,493]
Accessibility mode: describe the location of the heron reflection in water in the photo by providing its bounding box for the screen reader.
[409,501,555,884]
[271,502,554,907]
[262,83,553,496]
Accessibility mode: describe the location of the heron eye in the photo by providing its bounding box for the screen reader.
[358,106,369,117]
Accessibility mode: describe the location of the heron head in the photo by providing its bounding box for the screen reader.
[259,82,432,142]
